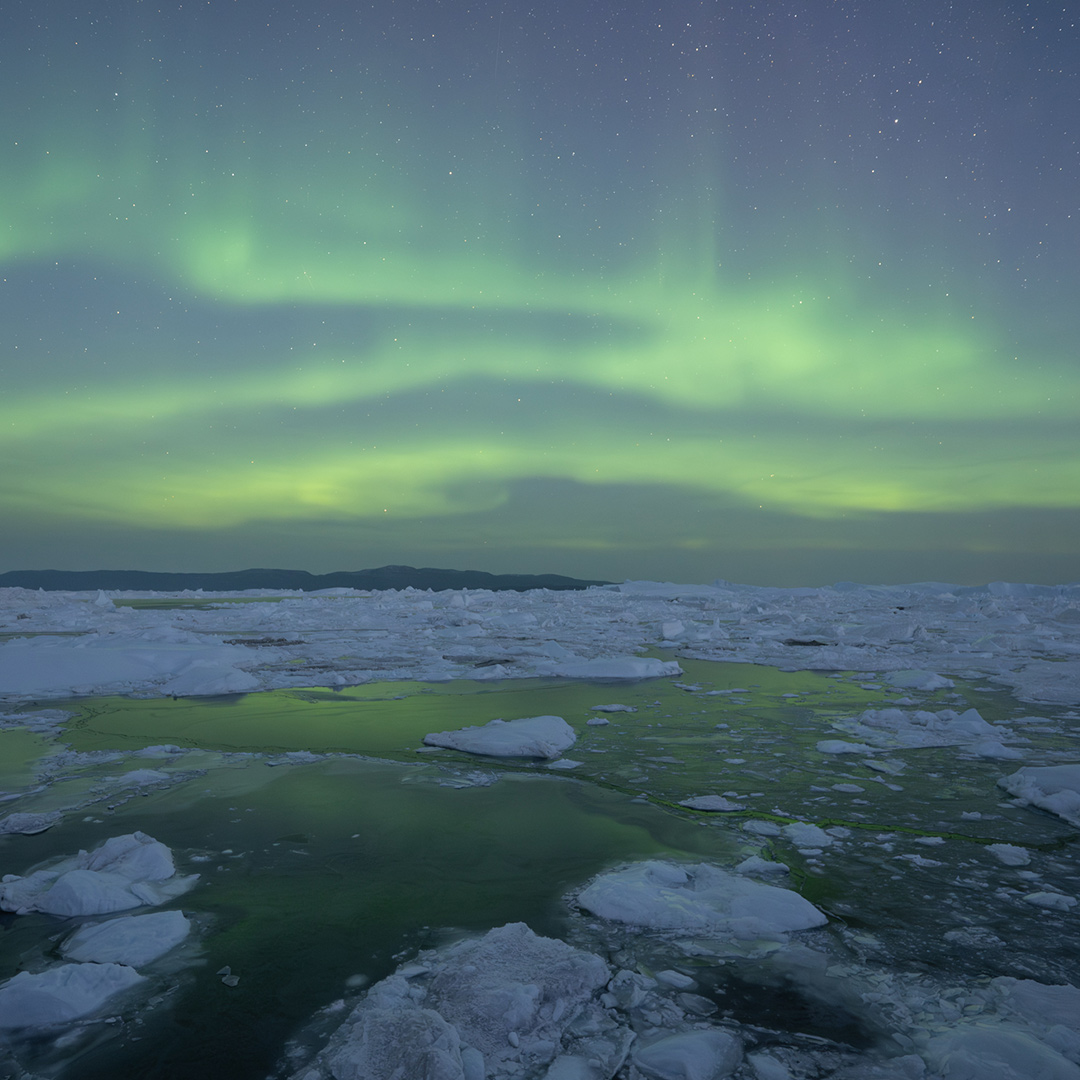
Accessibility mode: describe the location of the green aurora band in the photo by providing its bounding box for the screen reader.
[2,3,1077,581]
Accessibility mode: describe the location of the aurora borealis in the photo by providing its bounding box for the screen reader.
[3,1,1078,584]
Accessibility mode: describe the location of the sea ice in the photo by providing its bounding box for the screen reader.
[541,657,682,680]
[828,707,1006,751]
[780,823,834,849]
[60,909,192,967]
[816,740,876,755]
[576,860,827,937]
[679,796,742,812]
[0,962,146,1028]
[924,1022,1080,1080]
[998,764,1080,827]
[992,976,1080,1030]
[0,810,61,835]
[422,715,576,759]
[985,844,1030,867]
[0,831,198,916]
[289,922,613,1080]
[887,670,955,691]
[632,1028,742,1079]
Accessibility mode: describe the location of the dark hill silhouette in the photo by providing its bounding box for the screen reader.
[0,565,612,593]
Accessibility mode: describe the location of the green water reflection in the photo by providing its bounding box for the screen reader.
[4,756,734,1080]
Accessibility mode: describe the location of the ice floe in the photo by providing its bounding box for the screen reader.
[998,764,1080,827]
[0,963,146,1029]
[575,860,827,937]
[422,715,577,759]
[287,922,615,1080]
[60,909,192,967]
[679,795,742,812]
[0,831,198,916]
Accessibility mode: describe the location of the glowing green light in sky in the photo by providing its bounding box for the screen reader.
[2,34,1078,580]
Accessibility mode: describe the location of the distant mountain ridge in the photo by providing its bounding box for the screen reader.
[0,565,613,593]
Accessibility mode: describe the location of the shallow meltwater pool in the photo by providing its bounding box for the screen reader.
[1,660,1078,1079]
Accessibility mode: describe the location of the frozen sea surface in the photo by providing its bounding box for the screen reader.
[1,578,1079,1079]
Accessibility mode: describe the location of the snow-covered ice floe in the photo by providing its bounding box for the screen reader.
[60,909,192,967]
[286,922,615,1080]
[0,833,196,1033]
[0,963,147,1029]
[423,715,577,759]
[575,860,827,937]
[998,764,1080,827]
[0,831,198,916]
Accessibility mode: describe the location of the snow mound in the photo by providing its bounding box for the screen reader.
[0,963,146,1028]
[423,715,576,759]
[998,764,1080,827]
[576,860,827,937]
[61,909,191,967]
[291,922,615,1080]
[0,831,199,916]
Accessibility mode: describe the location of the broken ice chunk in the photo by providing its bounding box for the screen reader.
[986,844,1031,867]
[781,823,834,850]
[817,740,876,755]
[541,657,682,680]
[0,810,61,835]
[998,764,1080,827]
[289,923,611,1080]
[0,963,146,1028]
[61,909,191,967]
[576,860,826,937]
[422,716,576,760]
[1022,892,1077,911]
[632,1028,742,1079]
[679,796,742,812]
[0,831,198,916]
[887,670,954,691]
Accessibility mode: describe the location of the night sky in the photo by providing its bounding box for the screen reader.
[3,1,1078,585]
